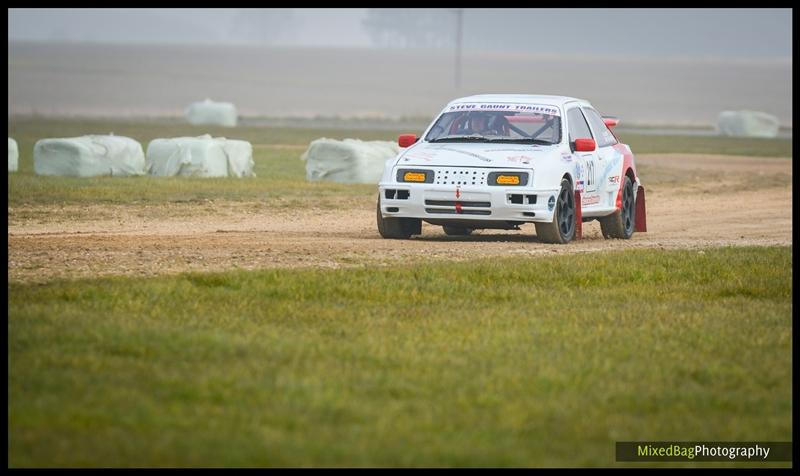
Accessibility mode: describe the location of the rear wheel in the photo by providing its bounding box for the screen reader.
[599,175,635,239]
[376,199,421,239]
[535,178,576,244]
[442,225,473,236]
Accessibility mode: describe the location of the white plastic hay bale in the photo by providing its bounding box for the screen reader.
[146,136,227,177]
[145,135,255,178]
[300,138,400,184]
[8,138,18,172]
[717,110,779,138]
[33,135,145,177]
[185,99,238,127]
[220,139,255,178]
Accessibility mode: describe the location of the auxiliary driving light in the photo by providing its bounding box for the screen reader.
[487,171,529,186]
[397,169,433,183]
[496,175,521,185]
[403,172,426,182]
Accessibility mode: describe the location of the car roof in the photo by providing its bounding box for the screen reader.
[446,94,590,108]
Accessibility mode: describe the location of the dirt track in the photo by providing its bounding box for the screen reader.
[8,154,792,283]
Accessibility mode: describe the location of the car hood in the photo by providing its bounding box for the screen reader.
[395,142,561,169]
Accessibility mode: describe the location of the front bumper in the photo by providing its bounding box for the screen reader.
[378,181,560,224]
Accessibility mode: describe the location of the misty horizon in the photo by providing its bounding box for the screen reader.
[8,9,792,127]
[8,42,793,127]
[8,8,793,61]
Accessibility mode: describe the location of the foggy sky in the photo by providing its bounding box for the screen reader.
[8,8,792,60]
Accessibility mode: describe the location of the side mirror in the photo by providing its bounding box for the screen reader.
[398,134,418,148]
[574,138,596,152]
[602,116,619,128]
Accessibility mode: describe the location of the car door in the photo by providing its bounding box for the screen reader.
[566,106,599,202]
[582,106,623,208]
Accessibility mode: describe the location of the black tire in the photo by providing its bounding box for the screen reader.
[599,175,635,239]
[376,200,421,239]
[442,225,473,236]
[535,178,576,244]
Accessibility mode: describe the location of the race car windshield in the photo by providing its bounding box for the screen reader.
[425,110,562,144]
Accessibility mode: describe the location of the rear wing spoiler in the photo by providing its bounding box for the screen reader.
[602,116,620,128]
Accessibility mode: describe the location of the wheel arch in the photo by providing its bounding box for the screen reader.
[624,167,636,183]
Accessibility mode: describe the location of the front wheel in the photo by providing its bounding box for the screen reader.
[376,200,421,239]
[599,175,635,239]
[442,225,473,236]
[535,178,576,244]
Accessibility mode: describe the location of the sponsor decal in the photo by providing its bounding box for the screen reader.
[447,103,560,116]
[485,148,532,152]
[561,153,575,162]
[599,153,623,185]
[582,194,600,206]
[404,151,437,162]
[575,180,585,192]
[608,175,620,184]
[506,155,533,164]
[573,162,583,181]
[435,146,493,163]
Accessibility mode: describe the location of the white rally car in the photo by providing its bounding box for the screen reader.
[377,94,646,243]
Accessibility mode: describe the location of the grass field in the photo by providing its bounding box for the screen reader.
[8,247,792,467]
[614,133,791,158]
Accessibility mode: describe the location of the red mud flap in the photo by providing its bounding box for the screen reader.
[575,190,582,240]
[635,185,647,232]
